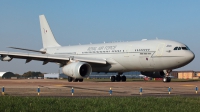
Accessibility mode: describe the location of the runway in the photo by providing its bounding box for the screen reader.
[0,79,200,97]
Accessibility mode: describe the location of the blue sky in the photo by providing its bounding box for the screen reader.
[0,1,200,74]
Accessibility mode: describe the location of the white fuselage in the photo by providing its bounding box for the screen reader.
[45,39,195,72]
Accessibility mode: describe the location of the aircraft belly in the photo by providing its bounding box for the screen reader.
[91,63,125,72]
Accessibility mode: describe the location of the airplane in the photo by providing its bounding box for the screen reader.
[0,15,195,82]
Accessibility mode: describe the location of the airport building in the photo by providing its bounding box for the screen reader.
[171,71,199,79]
[0,72,16,79]
[44,73,68,79]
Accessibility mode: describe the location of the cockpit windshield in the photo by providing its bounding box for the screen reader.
[184,45,190,50]
[182,47,188,50]
[174,46,190,50]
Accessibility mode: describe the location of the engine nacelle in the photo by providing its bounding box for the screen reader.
[141,71,165,78]
[0,55,12,61]
[62,62,92,78]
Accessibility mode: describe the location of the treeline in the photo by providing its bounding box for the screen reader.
[15,71,44,77]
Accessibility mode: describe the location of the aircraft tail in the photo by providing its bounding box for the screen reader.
[39,15,61,48]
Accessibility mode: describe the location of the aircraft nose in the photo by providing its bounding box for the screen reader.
[185,51,195,63]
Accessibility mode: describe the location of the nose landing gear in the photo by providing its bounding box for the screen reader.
[163,70,172,82]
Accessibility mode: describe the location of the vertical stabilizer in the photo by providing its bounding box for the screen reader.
[39,15,61,48]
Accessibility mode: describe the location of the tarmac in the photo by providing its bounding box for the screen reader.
[0,79,200,97]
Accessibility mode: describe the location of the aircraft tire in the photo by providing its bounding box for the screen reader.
[163,77,167,82]
[111,76,116,82]
[79,79,83,82]
[73,79,79,82]
[121,76,126,82]
[167,77,171,82]
[68,77,73,82]
[116,75,121,82]
[163,77,171,82]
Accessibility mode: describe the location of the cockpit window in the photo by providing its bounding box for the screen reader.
[174,47,187,50]
[182,47,190,50]
[174,45,190,51]
[174,47,178,50]
[182,47,187,50]
[185,45,190,50]
[181,45,190,50]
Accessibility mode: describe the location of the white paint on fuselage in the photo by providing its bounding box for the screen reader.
[45,39,195,72]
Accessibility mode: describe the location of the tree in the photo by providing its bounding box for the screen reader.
[22,71,44,78]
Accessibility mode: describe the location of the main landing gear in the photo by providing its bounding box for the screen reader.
[110,72,126,82]
[68,76,83,82]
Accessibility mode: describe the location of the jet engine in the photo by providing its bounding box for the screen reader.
[140,71,165,78]
[62,62,92,79]
[0,55,12,61]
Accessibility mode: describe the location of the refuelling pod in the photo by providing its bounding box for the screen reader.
[0,55,12,61]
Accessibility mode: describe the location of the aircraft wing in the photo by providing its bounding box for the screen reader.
[0,51,107,65]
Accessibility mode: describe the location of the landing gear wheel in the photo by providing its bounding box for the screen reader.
[116,75,121,82]
[73,79,79,82]
[78,79,83,82]
[163,77,171,82]
[111,76,116,82]
[163,77,167,82]
[68,77,73,82]
[121,76,126,82]
[167,77,171,82]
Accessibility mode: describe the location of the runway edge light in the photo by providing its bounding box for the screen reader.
[109,87,112,96]
[168,87,171,95]
[2,86,5,96]
[140,87,142,95]
[37,87,40,96]
[71,87,74,96]
[196,86,198,94]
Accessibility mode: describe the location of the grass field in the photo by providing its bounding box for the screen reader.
[0,96,200,112]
